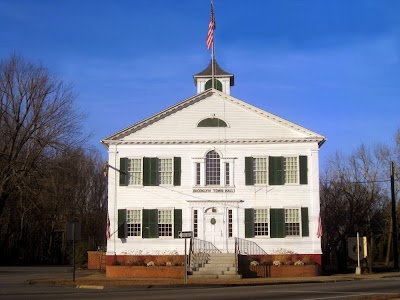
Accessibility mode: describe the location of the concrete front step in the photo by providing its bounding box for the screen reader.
[189,274,242,280]
[203,263,235,268]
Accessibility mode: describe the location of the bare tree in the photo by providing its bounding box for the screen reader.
[0,54,85,217]
[320,144,390,271]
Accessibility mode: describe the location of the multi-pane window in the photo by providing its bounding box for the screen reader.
[228,209,233,237]
[254,209,269,236]
[206,150,220,185]
[253,158,268,184]
[196,163,201,186]
[158,209,173,237]
[193,209,198,238]
[158,158,173,185]
[127,209,141,237]
[128,159,142,185]
[284,157,298,184]
[285,208,300,236]
[225,163,230,185]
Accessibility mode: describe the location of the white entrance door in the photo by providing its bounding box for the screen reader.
[204,212,225,251]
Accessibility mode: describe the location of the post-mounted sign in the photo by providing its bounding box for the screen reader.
[178,231,192,239]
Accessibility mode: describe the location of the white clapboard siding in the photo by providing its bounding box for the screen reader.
[104,90,325,256]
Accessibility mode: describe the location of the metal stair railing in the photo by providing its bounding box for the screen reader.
[191,238,222,254]
[189,238,221,272]
[234,237,268,255]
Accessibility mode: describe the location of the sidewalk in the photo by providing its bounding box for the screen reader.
[28,269,400,289]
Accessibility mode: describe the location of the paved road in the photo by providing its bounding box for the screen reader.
[1,267,400,300]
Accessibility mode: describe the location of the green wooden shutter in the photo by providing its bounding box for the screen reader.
[205,79,223,91]
[301,207,309,237]
[245,157,254,186]
[119,158,128,186]
[299,156,308,185]
[173,157,181,186]
[173,209,182,238]
[143,157,158,186]
[142,209,158,238]
[270,208,285,238]
[269,157,284,185]
[117,209,127,238]
[245,208,255,238]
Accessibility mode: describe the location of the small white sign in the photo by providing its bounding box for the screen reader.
[178,231,192,238]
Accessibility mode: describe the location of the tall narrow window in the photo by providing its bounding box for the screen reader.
[196,163,201,186]
[193,209,198,238]
[206,150,220,185]
[158,209,173,237]
[228,209,233,238]
[128,159,142,185]
[253,158,268,184]
[158,158,173,185]
[254,209,269,236]
[225,163,230,185]
[284,157,298,184]
[127,209,141,237]
[285,209,300,236]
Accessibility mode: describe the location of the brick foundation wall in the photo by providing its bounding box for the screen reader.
[87,251,102,270]
[106,266,184,278]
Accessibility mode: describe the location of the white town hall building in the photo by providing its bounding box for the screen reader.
[102,60,326,264]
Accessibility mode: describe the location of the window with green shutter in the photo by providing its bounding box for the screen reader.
[270,208,285,238]
[142,209,158,238]
[119,158,128,186]
[143,157,158,186]
[299,156,308,185]
[245,157,254,186]
[118,209,127,238]
[269,157,284,185]
[173,209,182,238]
[301,207,309,237]
[205,79,223,91]
[173,157,181,186]
[245,208,255,238]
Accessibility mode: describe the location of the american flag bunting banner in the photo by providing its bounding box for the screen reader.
[106,212,111,240]
[206,0,216,50]
[317,215,323,238]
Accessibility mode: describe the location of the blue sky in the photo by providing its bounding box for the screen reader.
[1,0,399,166]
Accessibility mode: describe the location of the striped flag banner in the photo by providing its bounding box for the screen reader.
[317,215,323,238]
[106,212,111,240]
[206,0,216,50]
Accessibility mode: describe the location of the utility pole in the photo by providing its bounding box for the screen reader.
[390,161,399,269]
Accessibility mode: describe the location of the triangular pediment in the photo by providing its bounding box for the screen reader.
[102,89,326,147]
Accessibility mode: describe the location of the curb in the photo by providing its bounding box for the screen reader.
[76,285,104,289]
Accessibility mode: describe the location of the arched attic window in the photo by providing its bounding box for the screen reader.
[198,118,227,127]
[205,79,222,91]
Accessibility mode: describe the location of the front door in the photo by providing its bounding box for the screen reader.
[204,209,225,251]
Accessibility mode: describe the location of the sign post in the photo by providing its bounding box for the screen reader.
[67,221,81,282]
[178,231,192,285]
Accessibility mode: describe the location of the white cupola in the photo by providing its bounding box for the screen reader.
[193,60,234,95]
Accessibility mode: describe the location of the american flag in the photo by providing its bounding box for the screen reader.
[106,212,111,240]
[317,215,323,238]
[206,1,216,50]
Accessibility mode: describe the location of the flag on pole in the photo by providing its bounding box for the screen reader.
[317,215,323,238]
[206,0,216,50]
[106,212,111,240]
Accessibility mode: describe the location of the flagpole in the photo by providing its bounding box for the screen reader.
[211,0,215,89]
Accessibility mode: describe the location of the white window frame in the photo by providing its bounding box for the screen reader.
[127,158,143,186]
[158,208,174,238]
[284,207,301,237]
[254,208,270,237]
[253,157,268,185]
[284,156,299,185]
[192,151,235,187]
[126,208,142,237]
[158,157,174,186]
